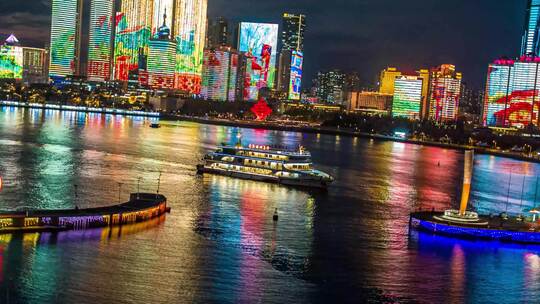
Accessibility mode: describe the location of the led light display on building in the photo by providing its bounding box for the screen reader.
[483,57,540,128]
[49,0,80,78]
[238,22,279,101]
[0,45,23,79]
[147,40,176,89]
[288,51,303,100]
[228,53,238,101]
[429,65,462,122]
[173,0,207,94]
[88,0,114,81]
[392,76,423,119]
[113,12,152,81]
[201,50,230,101]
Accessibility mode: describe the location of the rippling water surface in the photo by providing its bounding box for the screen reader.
[1,107,540,303]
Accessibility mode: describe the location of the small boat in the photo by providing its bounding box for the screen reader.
[197,143,334,188]
[150,123,161,128]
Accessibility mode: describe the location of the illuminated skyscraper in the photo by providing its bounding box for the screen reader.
[201,48,237,101]
[428,64,462,122]
[522,0,540,56]
[146,11,176,89]
[0,36,23,80]
[392,76,423,119]
[483,56,540,128]
[277,13,305,99]
[316,70,346,104]
[277,49,303,100]
[238,22,279,100]
[173,0,207,93]
[281,13,306,52]
[114,0,206,92]
[379,67,402,95]
[113,0,154,81]
[49,0,83,79]
[87,0,114,81]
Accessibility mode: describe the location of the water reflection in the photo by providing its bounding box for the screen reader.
[3,107,540,302]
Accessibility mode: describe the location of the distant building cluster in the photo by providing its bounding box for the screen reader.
[342,65,462,121]
[0,34,48,85]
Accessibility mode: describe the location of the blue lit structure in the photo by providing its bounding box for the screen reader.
[410,215,540,244]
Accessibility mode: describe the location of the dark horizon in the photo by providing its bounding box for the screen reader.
[0,0,528,90]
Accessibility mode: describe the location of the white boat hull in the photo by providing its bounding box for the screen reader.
[197,165,329,189]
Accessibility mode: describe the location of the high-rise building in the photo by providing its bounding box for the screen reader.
[23,47,49,84]
[428,64,462,122]
[201,48,238,101]
[277,13,305,100]
[347,91,393,115]
[277,50,303,100]
[281,13,306,52]
[417,68,430,118]
[237,22,279,101]
[114,0,207,92]
[207,17,229,48]
[522,0,540,56]
[146,11,176,89]
[277,50,292,95]
[316,70,346,104]
[483,56,540,128]
[460,82,484,116]
[173,0,207,93]
[49,0,83,80]
[379,67,429,118]
[345,72,361,92]
[392,76,424,119]
[87,0,114,81]
[0,35,23,80]
[0,35,48,84]
[379,67,402,95]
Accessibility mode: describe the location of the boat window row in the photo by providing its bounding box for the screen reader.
[244,159,283,170]
[212,163,273,176]
[284,163,312,171]
[237,151,289,161]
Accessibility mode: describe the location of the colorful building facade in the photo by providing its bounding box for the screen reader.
[113,0,207,92]
[483,56,540,128]
[147,40,176,89]
[172,0,207,94]
[428,64,462,122]
[392,76,423,119]
[49,0,82,79]
[88,0,114,81]
[0,44,23,80]
[201,49,237,101]
[238,22,279,101]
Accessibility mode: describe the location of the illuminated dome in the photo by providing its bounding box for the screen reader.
[157,10,170,40]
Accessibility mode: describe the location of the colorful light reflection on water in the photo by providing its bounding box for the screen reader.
[1,106,540,302]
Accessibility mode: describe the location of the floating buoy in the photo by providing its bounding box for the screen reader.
[273,208,278,221]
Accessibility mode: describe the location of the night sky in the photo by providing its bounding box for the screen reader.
[0,0,528,89]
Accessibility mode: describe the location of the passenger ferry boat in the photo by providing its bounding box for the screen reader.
[197,143,334,188]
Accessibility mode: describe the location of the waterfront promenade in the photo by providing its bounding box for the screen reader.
[0,193,169,233]
[0,100,160,117]
[165,114,540,164]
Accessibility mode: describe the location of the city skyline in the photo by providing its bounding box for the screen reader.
[0,0,529,89]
